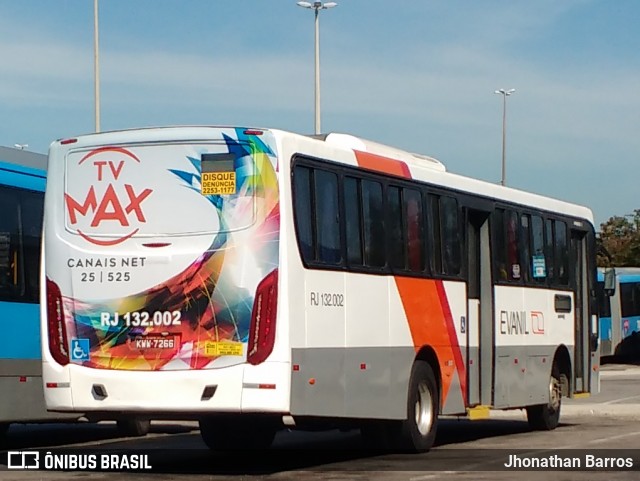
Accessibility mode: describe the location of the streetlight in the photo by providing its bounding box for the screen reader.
[296,1,337,135]
[94,0,101,132]
[494,88,515,186]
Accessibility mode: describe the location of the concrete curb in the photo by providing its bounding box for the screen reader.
[489,404,640,420]
[600,368,640,378]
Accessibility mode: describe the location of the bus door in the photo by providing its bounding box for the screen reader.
[570,229,591,393]
[465,207,493,407]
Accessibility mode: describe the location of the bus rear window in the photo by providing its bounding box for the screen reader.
[64,144,259,239]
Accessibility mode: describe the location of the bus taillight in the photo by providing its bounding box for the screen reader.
[247,269,278,366]
[46,278,69,366]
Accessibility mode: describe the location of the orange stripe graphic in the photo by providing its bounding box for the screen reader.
[394,276,467,407]
[354,150,411,178]
[434,281,467,405]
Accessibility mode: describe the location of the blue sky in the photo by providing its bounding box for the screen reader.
[1,0,638,227]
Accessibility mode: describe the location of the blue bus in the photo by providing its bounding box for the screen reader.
[0,146,149,445]
[597,267,640,359]
[0,147,77,444]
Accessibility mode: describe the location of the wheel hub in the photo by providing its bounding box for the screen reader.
[549,375,561,411]
[415,380,433,435]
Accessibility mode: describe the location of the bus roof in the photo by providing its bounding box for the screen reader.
[314,133,446,172]
[0,146,47,191]
[49,126,595,226]
[302,131,594,225]
[0,145,47,171]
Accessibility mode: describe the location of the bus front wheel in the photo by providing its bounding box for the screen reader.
[526,365,562,430]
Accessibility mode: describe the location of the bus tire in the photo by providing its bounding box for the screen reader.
[117,418,151,437]
[526,365,562,430]
[199,417,277,451]
[391,360,439,452]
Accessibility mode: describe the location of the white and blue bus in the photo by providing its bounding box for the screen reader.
[597,267,640,358]
[0,146,149,445]
[41,127,600,452]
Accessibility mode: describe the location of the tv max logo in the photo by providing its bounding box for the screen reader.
[7,451,39,469]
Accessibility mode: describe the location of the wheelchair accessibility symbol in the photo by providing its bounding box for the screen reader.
[70,338,90,361]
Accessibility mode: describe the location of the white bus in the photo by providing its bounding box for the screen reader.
[41,127,599,452]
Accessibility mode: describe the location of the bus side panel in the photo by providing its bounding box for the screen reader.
[436,281,467,415]
[289,271,415,419]
[289,273,470,419]
[599,315,613,356]
[0,370,75,422]
[0,303,52,423]
[493,285,574,409]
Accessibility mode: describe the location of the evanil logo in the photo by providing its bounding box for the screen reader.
[64,147,153,246]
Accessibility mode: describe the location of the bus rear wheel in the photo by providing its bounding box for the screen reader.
[390,360,439,452]
[199,416,277,451]
[526,365,562,430]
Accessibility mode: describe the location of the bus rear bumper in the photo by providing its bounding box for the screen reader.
[42,361,291,416]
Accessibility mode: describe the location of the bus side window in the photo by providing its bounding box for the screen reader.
[441,196,461,276]
[520,214,531,282]
[404,189,425,272]
[313,170,341,264]
[0,232,12,288]
[361,179,385,268]
[428,194,442,274]
[620,282,640,321]
[492,209,508,281]
[555,221,569,285]
[506,210,521,281]
[344,176,363,266]
[0,187,23,299]
[292,165,314,263]
[531,215,545,283]
[20,191,44,302]
[544,218,555,282]
[387,186,405,270]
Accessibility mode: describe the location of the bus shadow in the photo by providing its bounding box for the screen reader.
[603,332,640,364]
[0,421,197,450]
[434,418,533,445]
[56,419,576,475]
[1,419,577,474]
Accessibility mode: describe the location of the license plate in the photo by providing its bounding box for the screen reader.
[131,335,179,355]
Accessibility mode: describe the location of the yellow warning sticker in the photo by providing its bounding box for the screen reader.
[201,172,236,195]
[204,341,244,357]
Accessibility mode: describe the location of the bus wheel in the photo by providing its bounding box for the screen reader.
[526,365,562,430]
[199,417,277,451]
[391,361,439,452]
[117,418,151,437]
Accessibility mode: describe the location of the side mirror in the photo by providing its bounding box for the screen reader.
[603,267,616,297]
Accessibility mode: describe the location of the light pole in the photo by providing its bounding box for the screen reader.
[94,0,101,132]
[494,88,515,186]
[296,1,337,135]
